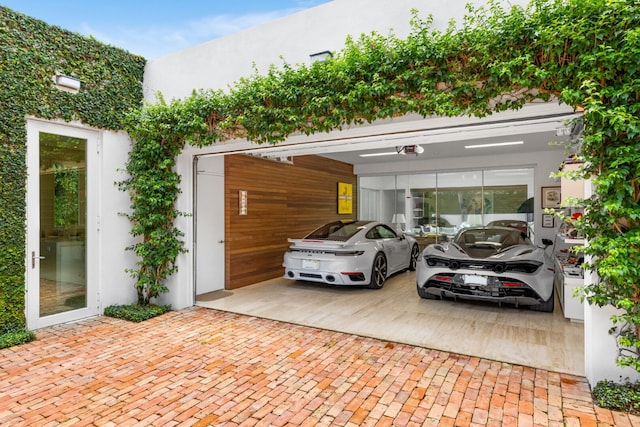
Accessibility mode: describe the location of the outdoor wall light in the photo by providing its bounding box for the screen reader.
[310,50,333,62]
[55,74,81,91]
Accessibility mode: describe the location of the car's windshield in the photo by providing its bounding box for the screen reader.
[455,228,527,249]
[487,220,529,236]
[305,221,369,241]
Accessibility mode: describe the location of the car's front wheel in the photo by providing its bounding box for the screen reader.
[368,253,387,289]
[408,244,419,271]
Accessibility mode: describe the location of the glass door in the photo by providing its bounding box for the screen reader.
[26,120,99,329]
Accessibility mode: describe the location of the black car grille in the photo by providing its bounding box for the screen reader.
[300,273,323,279]
[425,274,541,299]
[424,256,542,274]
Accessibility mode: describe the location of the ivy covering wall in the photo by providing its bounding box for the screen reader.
[122,0,640,371]
[0,7,145,341]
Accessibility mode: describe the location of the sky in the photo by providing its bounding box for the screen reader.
[1,0,332,58]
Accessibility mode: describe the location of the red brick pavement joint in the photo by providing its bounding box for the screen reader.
[0,307,638,426]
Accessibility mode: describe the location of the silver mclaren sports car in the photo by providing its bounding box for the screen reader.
[416,226,555,311]
[283,220,419,289]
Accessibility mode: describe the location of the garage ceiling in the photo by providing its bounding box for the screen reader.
[201,102,581,166]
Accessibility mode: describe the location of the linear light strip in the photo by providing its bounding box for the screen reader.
[464,141,524,149]
[359,151,398,157]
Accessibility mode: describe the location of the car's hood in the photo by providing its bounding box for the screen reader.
[424,242,545,262]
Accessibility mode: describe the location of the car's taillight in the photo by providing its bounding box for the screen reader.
[502,281,522,287]
[434,275,452,282]
[505,261,542,273]
[424,256,443,266]
[335,251,365,256]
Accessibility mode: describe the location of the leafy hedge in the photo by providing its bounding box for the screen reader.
[0,327,35,350]
[122,0,640,377]
[0,7,145,338]
[593,380,640,414]
[103,304,171,323]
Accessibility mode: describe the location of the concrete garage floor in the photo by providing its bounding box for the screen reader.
[196,271,585,376]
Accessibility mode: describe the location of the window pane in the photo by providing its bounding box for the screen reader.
[359,168,534,239]
[437,171,483,229]
[483,168,535,237]
[39,132,86,316]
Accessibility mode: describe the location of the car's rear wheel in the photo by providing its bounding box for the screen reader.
[529,295,555,312]
[368,253,387,289]
[408,244,419,271]
[417,284,439,299]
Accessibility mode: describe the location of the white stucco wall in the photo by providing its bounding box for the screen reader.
[584,303,640,385]
[580,183,640,386]
[143,0,528,102]
[98,131,139,308]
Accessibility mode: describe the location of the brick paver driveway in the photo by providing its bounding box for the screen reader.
[0,307,637,426]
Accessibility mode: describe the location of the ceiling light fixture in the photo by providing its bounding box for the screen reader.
[398,144,424,155]
[464,141,524,149]
[359,151,399,157]
[359,144,425,157]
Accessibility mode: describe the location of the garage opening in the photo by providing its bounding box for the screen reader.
[194,102,585,375]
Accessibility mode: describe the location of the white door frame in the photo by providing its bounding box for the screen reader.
[26,119,101,329]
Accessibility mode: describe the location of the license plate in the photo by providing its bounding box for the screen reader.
[464,275,487,286]
[302,259,319,270]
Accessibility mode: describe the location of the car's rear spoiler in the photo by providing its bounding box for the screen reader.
[287,238,347,249]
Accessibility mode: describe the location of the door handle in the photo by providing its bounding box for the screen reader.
[218,240,225,244]
[31,251,45,268]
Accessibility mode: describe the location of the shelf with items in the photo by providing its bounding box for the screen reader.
[411,207,423,220]
[553,227,585,322]
[409,190,428,230]
[562,237,585,245]
[550,159,589,321]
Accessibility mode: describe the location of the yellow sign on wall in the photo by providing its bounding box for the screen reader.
[337,182,353,214]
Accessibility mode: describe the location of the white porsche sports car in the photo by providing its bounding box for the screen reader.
[283,220,419,289]
[416,226,556,312]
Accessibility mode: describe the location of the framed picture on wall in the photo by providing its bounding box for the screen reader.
[542,213,555,228]
[541,186,561,209]
[337,182,353,214]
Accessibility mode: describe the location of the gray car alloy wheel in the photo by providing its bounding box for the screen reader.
[368,253,387,289]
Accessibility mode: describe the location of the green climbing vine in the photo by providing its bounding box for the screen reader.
[122,0,640,373]
[0,6,145,346]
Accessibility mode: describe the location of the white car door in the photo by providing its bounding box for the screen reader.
[376,225,409,272]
